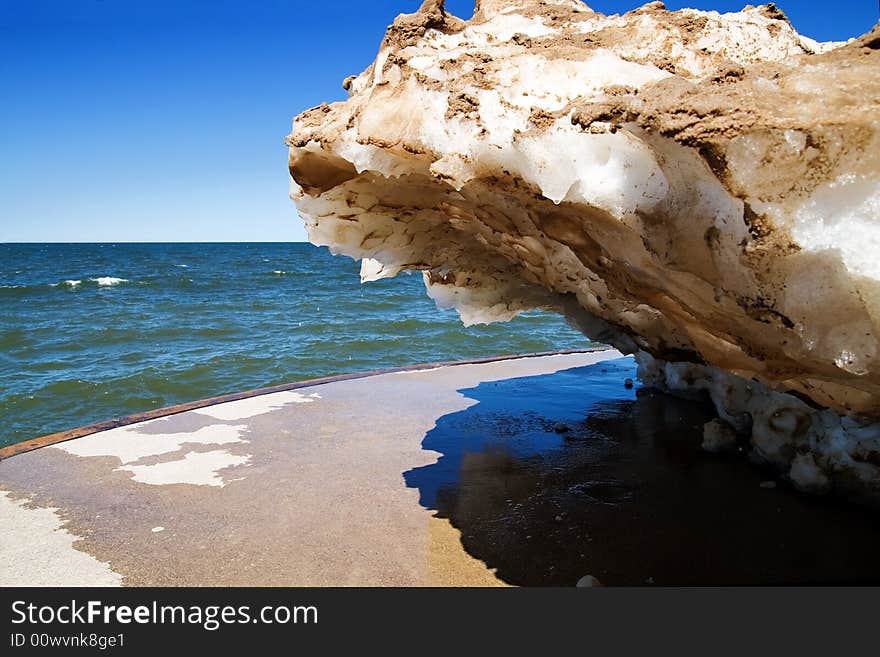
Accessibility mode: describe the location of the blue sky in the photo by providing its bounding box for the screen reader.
[2,0,876,242]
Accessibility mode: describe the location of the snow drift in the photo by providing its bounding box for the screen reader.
[287,0,880,502]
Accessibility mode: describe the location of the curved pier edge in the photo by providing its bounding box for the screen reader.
[0,348,609,462]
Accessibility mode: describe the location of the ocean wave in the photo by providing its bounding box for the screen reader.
[90,277,128,287]
[7,279,84,291]
[1,282,51,294]
[271,270,287,275]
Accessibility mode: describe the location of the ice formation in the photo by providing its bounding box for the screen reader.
[287,1,880,502]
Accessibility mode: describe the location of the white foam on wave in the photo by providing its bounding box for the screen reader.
[90,277,128,287]
[271,270,287,275]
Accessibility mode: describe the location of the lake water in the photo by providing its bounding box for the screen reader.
[0,242,594,446]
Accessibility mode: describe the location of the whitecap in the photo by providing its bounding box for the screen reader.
[271,270,287,275]
[175,264,189,268]
[90,277,128,287]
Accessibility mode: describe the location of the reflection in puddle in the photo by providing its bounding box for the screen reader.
[404,358,880,586]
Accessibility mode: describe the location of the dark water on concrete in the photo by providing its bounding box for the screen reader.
[405,358,880,586]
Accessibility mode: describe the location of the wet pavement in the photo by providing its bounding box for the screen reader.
[406,358,880,585]
[2,350,878,586]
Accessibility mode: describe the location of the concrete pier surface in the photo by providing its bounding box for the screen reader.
[5,347,880,587]
[0,350,619,586]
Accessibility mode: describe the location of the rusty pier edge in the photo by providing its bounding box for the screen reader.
[0,348,610,461]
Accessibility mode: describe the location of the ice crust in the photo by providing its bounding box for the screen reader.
[287,0,880,502]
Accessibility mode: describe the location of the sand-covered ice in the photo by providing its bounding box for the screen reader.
[287,0,880,501]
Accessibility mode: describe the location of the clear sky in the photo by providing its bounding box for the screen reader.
[2,0,876,243]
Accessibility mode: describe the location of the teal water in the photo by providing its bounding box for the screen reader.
[0,243,594,446]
